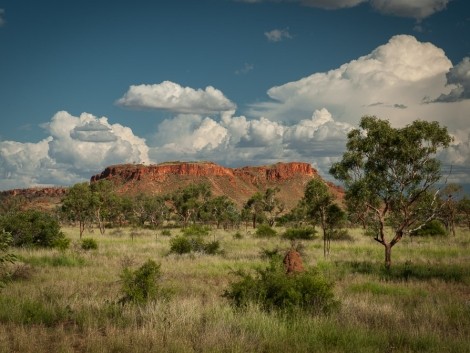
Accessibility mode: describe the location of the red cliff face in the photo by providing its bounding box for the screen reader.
[90,161,339,209]
[91,161,316,184]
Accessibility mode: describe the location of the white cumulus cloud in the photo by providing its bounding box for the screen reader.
[265,28,292,42]
[117,81,236,115]
[0,111,150,190]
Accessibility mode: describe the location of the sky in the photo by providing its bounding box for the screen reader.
[0,0,469,191]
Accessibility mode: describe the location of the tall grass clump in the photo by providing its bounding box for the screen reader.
[120,259,162,304]
[223,258,339,315]
[169,236,221,255]
[255,224,277,238]
[81,237,98,250]
[282,227,316,240]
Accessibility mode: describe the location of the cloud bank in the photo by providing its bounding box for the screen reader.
[1,35,469,190]
[0,112,149,190]
[238,0,451,19]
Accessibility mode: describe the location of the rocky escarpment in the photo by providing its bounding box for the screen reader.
[91,161,341,209]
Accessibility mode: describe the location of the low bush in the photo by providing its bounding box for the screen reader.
[232,231,243,239]
[81,238,98,250]
[120,259,161,304]
[169,236,221,255]
[411,220,447,236]
[329,229,354,241]
[282,227,316,240]
[223,259,339,315]
[255,224,277,238]
[181,224,210,237]
[160,229,172,237]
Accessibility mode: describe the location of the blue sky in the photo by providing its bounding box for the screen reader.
[0,0,469,190]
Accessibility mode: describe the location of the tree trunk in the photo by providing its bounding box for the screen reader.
[384,242,392,270]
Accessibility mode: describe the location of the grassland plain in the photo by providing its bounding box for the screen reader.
[0,226,469,353]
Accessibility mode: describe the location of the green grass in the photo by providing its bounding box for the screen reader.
[0,226,468,352]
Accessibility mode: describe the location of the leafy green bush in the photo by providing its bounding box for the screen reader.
[0,210,67,248]
[255,224,277,238]
[169,236,192,254]
[120,260,161,304]
[411,220,447,236]
[223,259,339,315]
[169,236,221,255]
[232,231,243,239]
[329,229,353,241]
[282,227,317,240]
[1,230,16,288]
[181,224,210,237]
[81,238,98,250]
[160,229,172,237]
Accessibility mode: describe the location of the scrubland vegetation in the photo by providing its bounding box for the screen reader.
[0,225,469,353]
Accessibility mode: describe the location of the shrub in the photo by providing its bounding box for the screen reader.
[232,231,243,239]
[181,224,210,237]
[203,240,220,255]
[161,229,172,237]
[0,210,67,248]
[81,238,98,250]
[0,230,16,288]
[170,236,192,254]
[120,260,161,304]
[411,220,447,237]
[282,227,317,240]
[223,259,339,315]
[255,224,277,238]
[329,229,354,241]
[169,236,221,255]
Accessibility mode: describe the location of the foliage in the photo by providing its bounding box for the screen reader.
[81,238,98,250]
[120,260,161,304]
[255,224,277,238]
[169,236,192,254]
[181,224,210,237]
[0,230,16,288]
[301,178,340,256]
[330,116,452,268]
[160,229,172,237]
[223,258,339,315]
[411,220,447,237]
[282,227,317,240]
[168,183,212,226]
[0,210,68,248]
[61,182,93,238]
[169,236,221,255]
[243,188,284,228]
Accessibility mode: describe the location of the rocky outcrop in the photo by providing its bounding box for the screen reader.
[0,187,67,198]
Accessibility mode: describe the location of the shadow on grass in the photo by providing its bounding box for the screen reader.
[336,260,469,283]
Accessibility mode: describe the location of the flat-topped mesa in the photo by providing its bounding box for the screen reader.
[90,161,316,184]
[0,187,67,198]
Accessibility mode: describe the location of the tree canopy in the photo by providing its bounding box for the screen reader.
[330,116,452,268]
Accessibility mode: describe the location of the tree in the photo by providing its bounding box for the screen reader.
[458,196,470,230]
[61,182,93,238]
[168,183,212,226]
[244,192,265,229]
[330,116,452,269]
[302,178,334,257]
[90,179,117,234]
[438,183,462,236]
[0,210,67,248]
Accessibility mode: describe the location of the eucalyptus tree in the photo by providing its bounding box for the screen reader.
[330,116,452,269]
[61,182,93,238]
